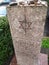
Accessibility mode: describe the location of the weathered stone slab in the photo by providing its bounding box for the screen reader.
[7,5,47,65]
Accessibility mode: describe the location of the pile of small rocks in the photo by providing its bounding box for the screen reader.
[9,0,47,7]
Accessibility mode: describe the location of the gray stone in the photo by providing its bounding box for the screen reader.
[10,53,48,65]
[7,5,47,65]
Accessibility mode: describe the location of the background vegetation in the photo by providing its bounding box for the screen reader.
[0,17,14,65]
[42,38,49,48]
[47,0,49,4]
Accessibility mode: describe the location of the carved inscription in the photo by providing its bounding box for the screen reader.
[19,19,32,33]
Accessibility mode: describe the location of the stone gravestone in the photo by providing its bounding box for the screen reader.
[7,5,47,65]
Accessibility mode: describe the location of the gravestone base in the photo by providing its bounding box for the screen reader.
[10,53,48,65]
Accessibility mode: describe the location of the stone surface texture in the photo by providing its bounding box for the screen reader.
[7,5,47,65]
[10,53,48,65]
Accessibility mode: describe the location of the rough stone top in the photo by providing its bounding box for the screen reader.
[7,1,48,8]
[7,4,47,8]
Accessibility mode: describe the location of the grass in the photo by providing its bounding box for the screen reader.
[42,37,49,48]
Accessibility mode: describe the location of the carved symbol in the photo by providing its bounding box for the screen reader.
[19,20,32,33]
